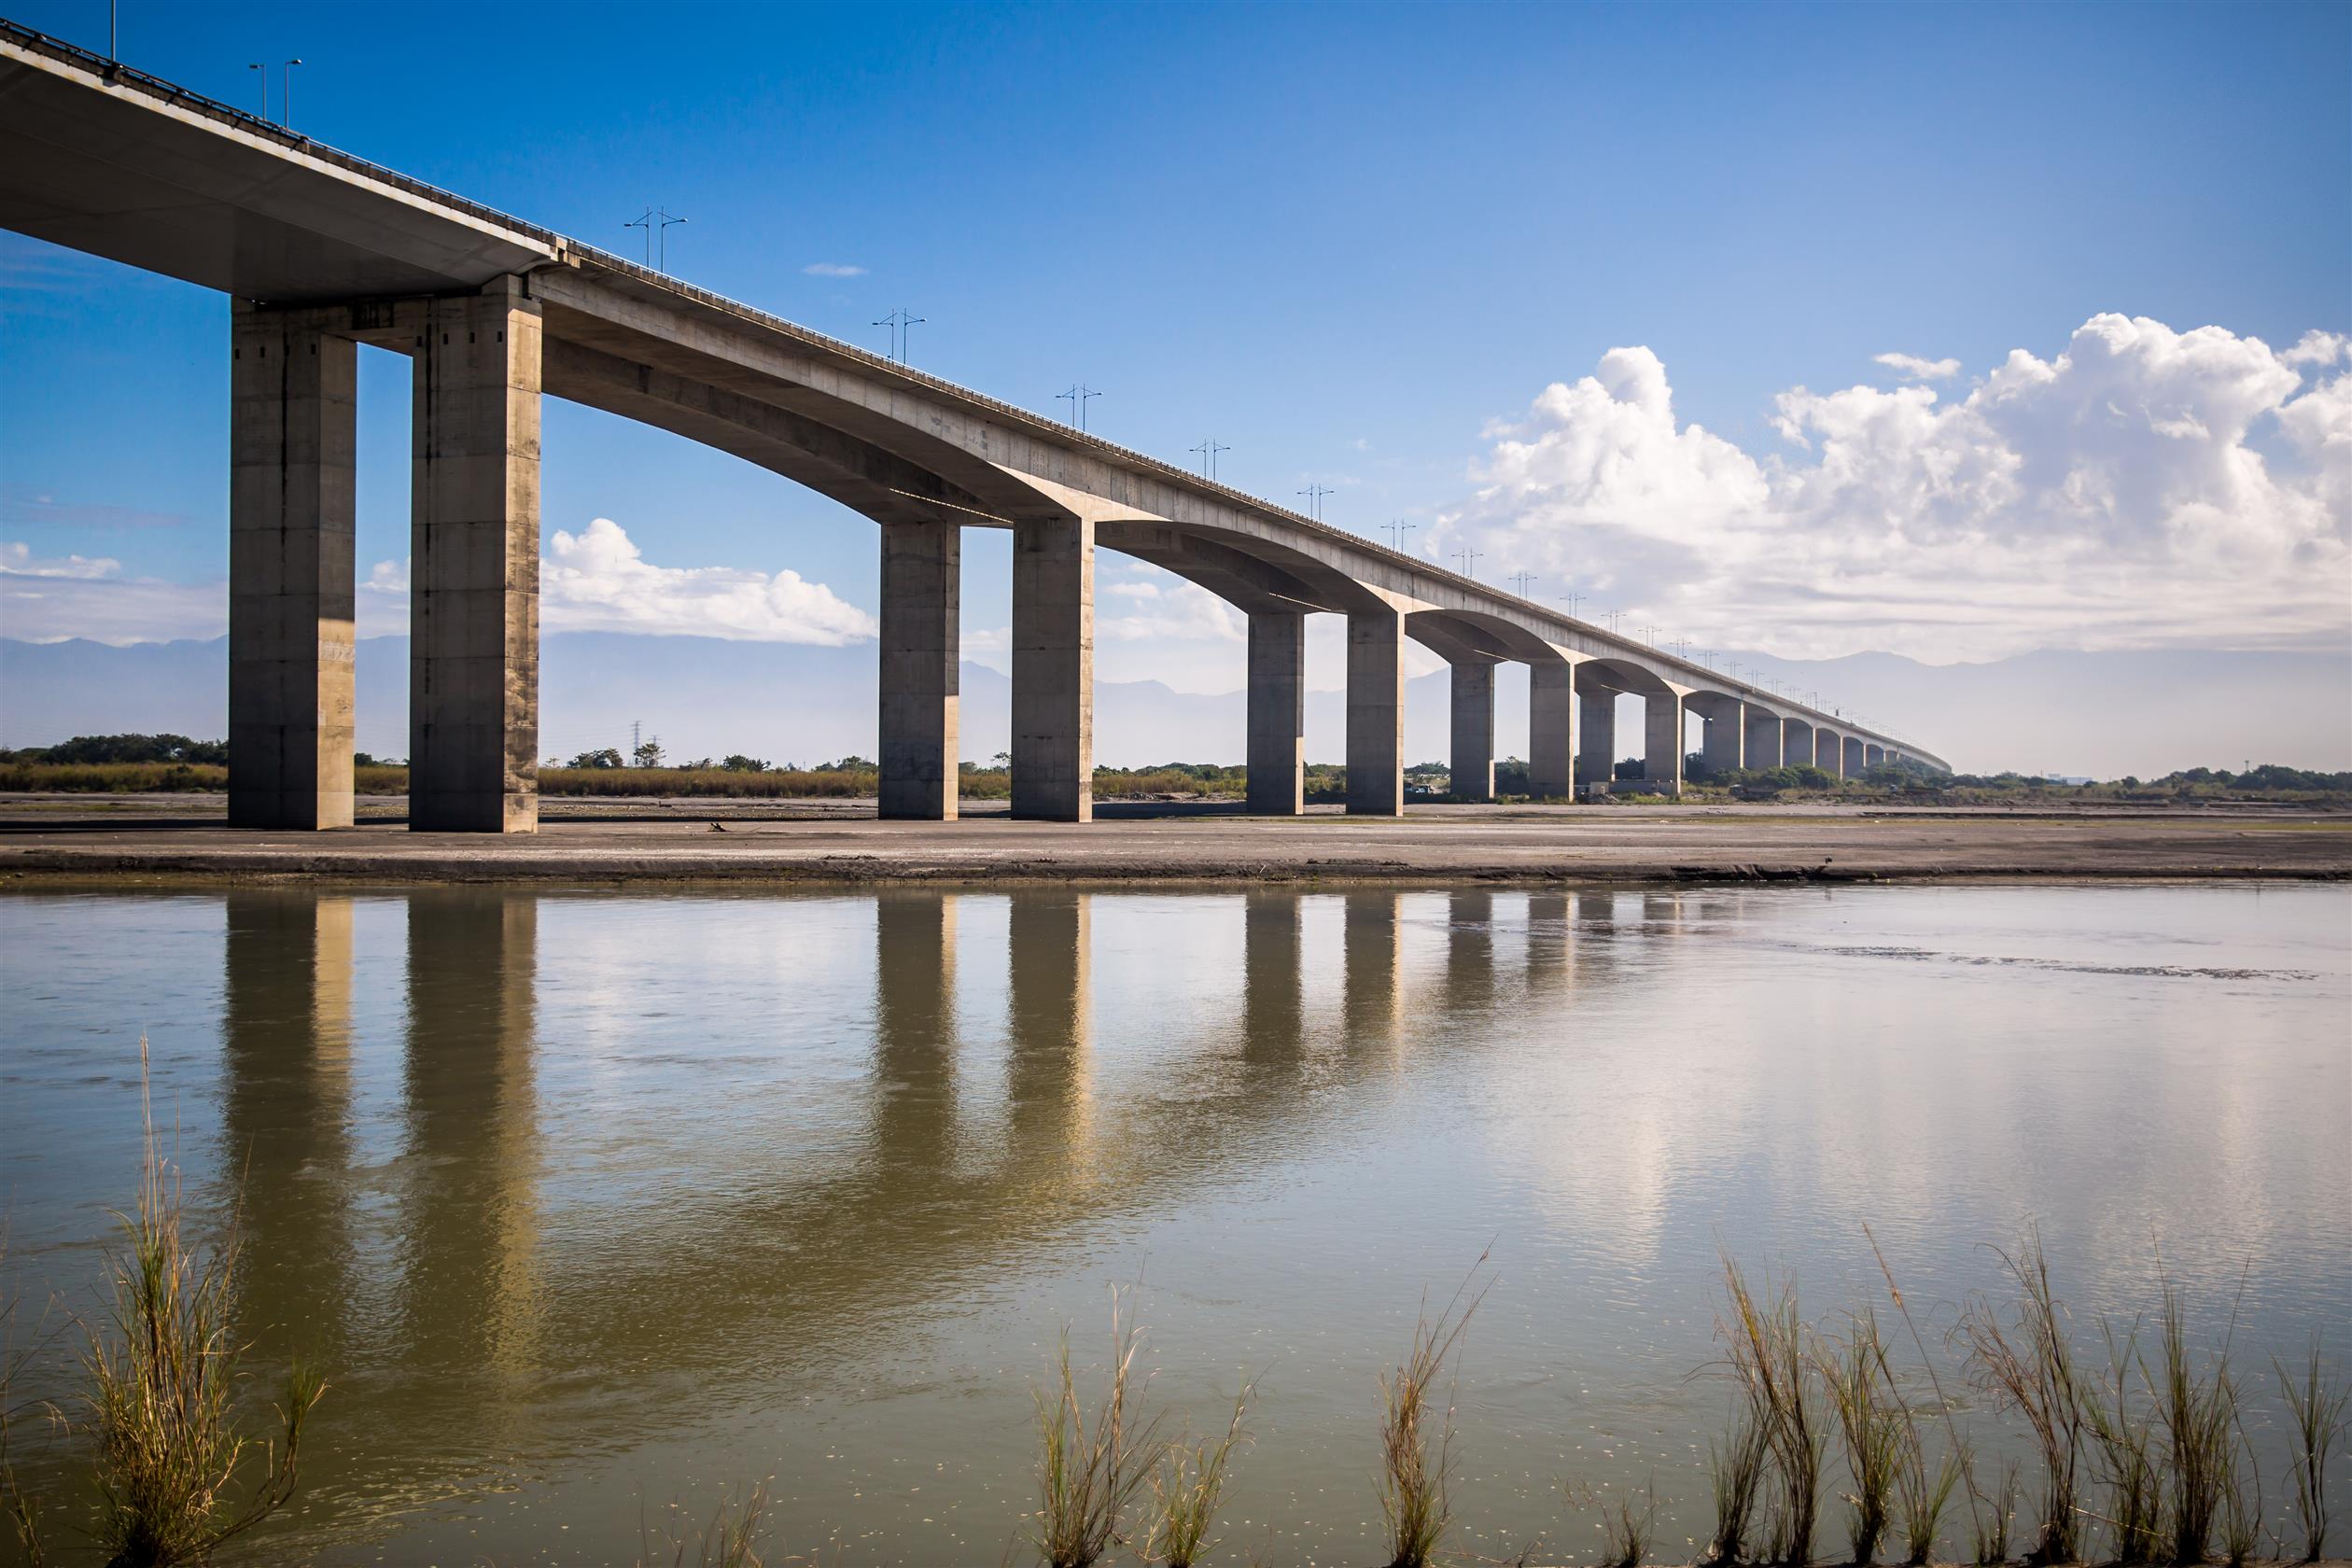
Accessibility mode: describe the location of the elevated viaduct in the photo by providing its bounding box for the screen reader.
[0,21,1944,831]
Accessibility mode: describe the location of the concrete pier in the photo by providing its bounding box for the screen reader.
[1245,610,1306,815]
[1345,609,1406,815]
[1644,692,1685,797]
[1577,687,1617,788]
[1744,707,1783,768]
[878,520,960,820]
[1449,661,1495,802]
[1011,514,1094,822]
[1785,719,1814,774]
[1528,661,1578,800]
[230,303,357,830]
[409,279,542,833]
[1694,695,1743,777]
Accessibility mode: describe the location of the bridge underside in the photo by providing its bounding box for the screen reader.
[4,27,1936,832]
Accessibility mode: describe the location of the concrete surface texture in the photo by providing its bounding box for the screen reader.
[0,24,1938,837]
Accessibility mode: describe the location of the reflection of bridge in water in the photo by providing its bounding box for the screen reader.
[208,886,1715,1516]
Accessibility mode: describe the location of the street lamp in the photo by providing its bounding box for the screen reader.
[282,59,302,129]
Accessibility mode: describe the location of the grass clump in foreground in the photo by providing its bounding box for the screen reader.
[637,1482,771,1568]
[1719,1258,1827,1565]
[1031,1291,1167,1568]
[1820,1307,1907,1566]
[2275,1337,2348,1562]
[1377,1253,1491,1568]
[1143,1382,1253,1568]
[77,1040,326,1567]
[1959,1232,2087,1564]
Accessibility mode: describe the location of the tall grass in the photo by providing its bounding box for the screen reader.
[1705,1410,1771,1564]
[1572,1477,1659,1568]
[1031,1292,1166,1568]
[1820,1308,1906,1564]
[1377,1257,1490,1568]
[2,1238,48,1567]
[1971,1462,2019,1566]
[1893,1434,1963,1567]
[638,1483,771,1568]
[2088,1318,2165,1563]
[85,1039,326,1567]
[2275,1337,2347,1561]
[2149,1275,2244,1566]
[1144,1382,1253,1568]
[1719,1259,1826,1565]
[1958,1233,2086,1563]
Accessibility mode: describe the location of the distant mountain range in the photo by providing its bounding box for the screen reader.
[4,635,2345,778]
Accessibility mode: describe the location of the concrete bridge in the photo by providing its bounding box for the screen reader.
[0,22,1945,832]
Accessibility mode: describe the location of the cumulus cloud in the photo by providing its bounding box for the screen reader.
[801,262,866,278]
[1873,352,1963,382]
[1429,314,2352,661]
[362,517,875,645]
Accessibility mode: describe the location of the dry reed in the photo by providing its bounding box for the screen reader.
[1144,1381,1253,1568]
[2275,1336,2346,1561]
[1377,1255,1491,1568]
[1820,1308,1907,1565]
[85,1039,326,1567]
[1958,1232,2085,1563]
[1719,1258,1826,1565]
[1030,1291,1166,1568]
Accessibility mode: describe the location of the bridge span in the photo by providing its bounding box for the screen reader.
[0,21,1945,832]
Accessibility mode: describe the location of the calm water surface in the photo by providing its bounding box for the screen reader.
[2,884,2346,1564]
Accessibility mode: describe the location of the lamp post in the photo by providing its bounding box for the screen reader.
[282,58,301,129]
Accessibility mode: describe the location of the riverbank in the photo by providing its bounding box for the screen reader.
[4,794,2345,885]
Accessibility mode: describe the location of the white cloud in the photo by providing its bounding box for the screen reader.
[2282,329,2346,369]
[2,540,122,579]
[801,262,866,278]
[2,541,222,643]
[1873,351,1963,382]
[362,517,875,645]
[1430,315,2352,662]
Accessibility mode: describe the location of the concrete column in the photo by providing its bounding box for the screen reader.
[1245,610,1306,815]
[1845,735,1867,775]
[1011,514,1094,821]
[410,278,542,833]
[1645,691,1685,797]
[1576,688,1617,788]
[1528,661,1579,800]
[1701,702,1744,776]
[878,520,959,820]
[230,304,357,830]
[1744,707,1784,768]
[1345,608,1405,815]
[1449,661,1495,801]
[1815,728,1843,779]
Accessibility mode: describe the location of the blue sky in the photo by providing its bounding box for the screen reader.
[3,0,2347,693]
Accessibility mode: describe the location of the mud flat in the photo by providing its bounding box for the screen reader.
[2,795,2346,885]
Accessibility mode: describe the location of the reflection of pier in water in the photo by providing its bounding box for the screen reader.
[210,888,1716,1491]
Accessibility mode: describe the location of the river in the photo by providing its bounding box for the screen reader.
[2,883,2345,1563]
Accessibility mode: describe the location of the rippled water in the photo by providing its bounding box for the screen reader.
[2,884,2346,1563]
